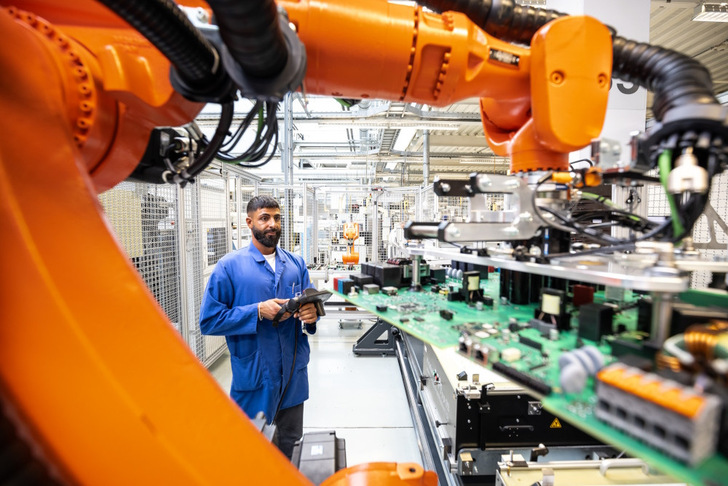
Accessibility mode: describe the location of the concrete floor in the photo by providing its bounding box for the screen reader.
[207,315,422,468]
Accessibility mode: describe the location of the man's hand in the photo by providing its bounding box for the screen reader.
[294,302,318,324]
[259,298,291,321]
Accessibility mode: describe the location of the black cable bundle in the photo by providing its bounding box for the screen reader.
[213,101,280,168]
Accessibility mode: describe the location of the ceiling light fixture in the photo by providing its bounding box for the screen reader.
[458,157,509,165]
[693,2,728,22]
[316,120,461,130]
[392,127,417,152]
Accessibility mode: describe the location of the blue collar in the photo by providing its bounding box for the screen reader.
[248,243,276,263]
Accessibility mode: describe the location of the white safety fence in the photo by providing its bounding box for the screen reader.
[99,165,259,368]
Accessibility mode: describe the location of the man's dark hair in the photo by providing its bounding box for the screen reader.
[247,195,280,215]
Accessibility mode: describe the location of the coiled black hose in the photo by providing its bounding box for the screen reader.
[207,0,288,79]
[96,0,220,88]
[419,0,718,122]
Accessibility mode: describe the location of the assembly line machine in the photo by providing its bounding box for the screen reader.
[2,0,728,485]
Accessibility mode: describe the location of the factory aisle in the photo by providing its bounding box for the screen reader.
[207,315,423,467]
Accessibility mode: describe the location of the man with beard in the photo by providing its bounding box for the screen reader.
[200,195,318,459]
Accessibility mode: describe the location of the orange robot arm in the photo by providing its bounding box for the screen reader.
[342,222,360,266]
[2,0,723,484]
[280,0,612,173]
[0,1,305,485]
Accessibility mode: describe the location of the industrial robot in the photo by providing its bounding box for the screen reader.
[342,221,360,266]
[1,0,726,484]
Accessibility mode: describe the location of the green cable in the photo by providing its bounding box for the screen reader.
[335,98,353,109]
[580,192,641,222]
[658,149,685,237]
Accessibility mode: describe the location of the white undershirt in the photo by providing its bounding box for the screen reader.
[264,251,276,272]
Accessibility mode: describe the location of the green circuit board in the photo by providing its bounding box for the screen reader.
[335,275,728,485]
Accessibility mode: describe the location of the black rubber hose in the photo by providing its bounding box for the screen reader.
[612,38,716,120]
[419,0,718,121]
[206,0,288,79]
[96,0,219,87]
[420,0,563,45]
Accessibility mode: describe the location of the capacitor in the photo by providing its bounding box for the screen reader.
[502,329,511,343]
[558,345,604,375]
[558,346,604,394]
[549,328,559,341]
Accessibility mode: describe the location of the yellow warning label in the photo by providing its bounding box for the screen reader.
[550,418,562,429]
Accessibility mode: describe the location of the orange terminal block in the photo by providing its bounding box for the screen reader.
[342,221,360,266]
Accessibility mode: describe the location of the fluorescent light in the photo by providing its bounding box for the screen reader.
[693,2,728,22]
[316,119,460,130]
[392,127,417,151]
[458,157,509,165]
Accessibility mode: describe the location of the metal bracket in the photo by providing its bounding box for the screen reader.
[352,319,396,356]
[692,201,728,250]
[407,174,545,242]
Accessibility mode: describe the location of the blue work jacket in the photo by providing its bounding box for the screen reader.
[199,244,315,423]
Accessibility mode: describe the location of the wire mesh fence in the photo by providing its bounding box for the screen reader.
[99,182,182,334]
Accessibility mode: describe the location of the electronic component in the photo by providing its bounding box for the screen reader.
[558,346,604,394]
[500,270,540,305]
[372,264,402,288]
[596,363,721,465]
[529,318,557,338]
[535,288,569,331]
[400,317,410,323]
[637,298,652,334]
[337,278,354,294]
[578,303,614,342]
[460,270,485,304]
[604,286,626,302]
[572,284,595,307]
[559,364,587,395]
[447,291,464,302]
[349,273,374,287]
[430,267,446,283]
[617,354,653,372]
[670,303,728,335]
[610,336,657,360]
[362,284,379,295]
[413,316,424,322]
[440,309,454,320]
[518,336,543,352]
[472,344,487,364]
[375,304,388,312]
[459,335,473,355]
[451,260,488,280]
[381,286,398,296]
[492,362,552,396]
[360,262,373,276]
[501,348,522,363]
[548,328,559,341]
[541,288,565,316]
